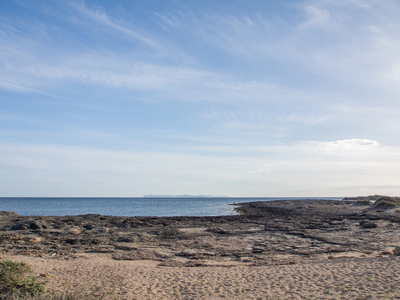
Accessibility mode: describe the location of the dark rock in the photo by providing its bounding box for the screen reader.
[116,236,135,243]
[252,247,264,253]
[10,223,29,230]
[65,238,78,245]
[10,220,48,230]
[360,221,377,228]
[206,227,229,234]
[83,224,94,230]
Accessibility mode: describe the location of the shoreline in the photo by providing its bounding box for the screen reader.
[0,196,343,217]
[1,199,400,299]
[1,199,399,263]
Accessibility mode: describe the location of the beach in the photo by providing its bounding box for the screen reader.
[1,199,400,299]
[5,253,400,299]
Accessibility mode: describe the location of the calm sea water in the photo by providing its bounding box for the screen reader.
[0,197,342,217]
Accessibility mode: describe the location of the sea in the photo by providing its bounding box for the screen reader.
[0,197,342,217]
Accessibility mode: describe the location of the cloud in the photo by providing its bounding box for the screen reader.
[149,0,400,111]
[294,1,400,89]
[298,5,331,30]
[70,2,160,48]
[2,138,399,196]
[1,36,301,106]
[0,143,265,196]
[186,138,384,159]
[300,139,380,153]
[3,0,400,112]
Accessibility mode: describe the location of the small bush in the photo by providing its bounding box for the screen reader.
[353,199,371,206]
[373,196,399,209]
[0,260,45,298]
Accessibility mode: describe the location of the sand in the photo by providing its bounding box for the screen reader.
[6,252,400,300]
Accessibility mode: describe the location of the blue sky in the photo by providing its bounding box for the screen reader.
[1,0,400,197]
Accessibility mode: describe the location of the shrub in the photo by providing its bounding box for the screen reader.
[353,199,371,206]
[0,260,104,300]
[373,196,399,209]
[0,260,45,298]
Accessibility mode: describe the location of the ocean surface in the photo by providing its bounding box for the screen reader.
[0,197,342,217]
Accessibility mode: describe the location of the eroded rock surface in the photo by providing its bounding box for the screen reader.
[0,200,399,266]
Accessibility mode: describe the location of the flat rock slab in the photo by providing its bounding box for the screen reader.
[1,200,399,266]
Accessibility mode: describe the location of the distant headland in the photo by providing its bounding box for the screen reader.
[143,195,229,198]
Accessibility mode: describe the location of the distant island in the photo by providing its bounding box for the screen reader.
[143,195,229,198]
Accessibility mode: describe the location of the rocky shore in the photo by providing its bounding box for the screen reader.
[1,199,400,266]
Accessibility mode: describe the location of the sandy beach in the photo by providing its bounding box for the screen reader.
[6,253,400,299]
[1,199,400,299]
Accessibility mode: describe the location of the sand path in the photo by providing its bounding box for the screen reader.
[6,253,400,300]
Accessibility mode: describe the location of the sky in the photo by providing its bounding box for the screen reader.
[1,0,400,197]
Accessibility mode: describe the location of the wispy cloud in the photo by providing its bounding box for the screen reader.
[1,140,399,196]
[298,5,331,30]
[152,1,400,93]
[70,2,160,48]
[1,35,302,106]
[4,0,399,110]
[294,1,400,90]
